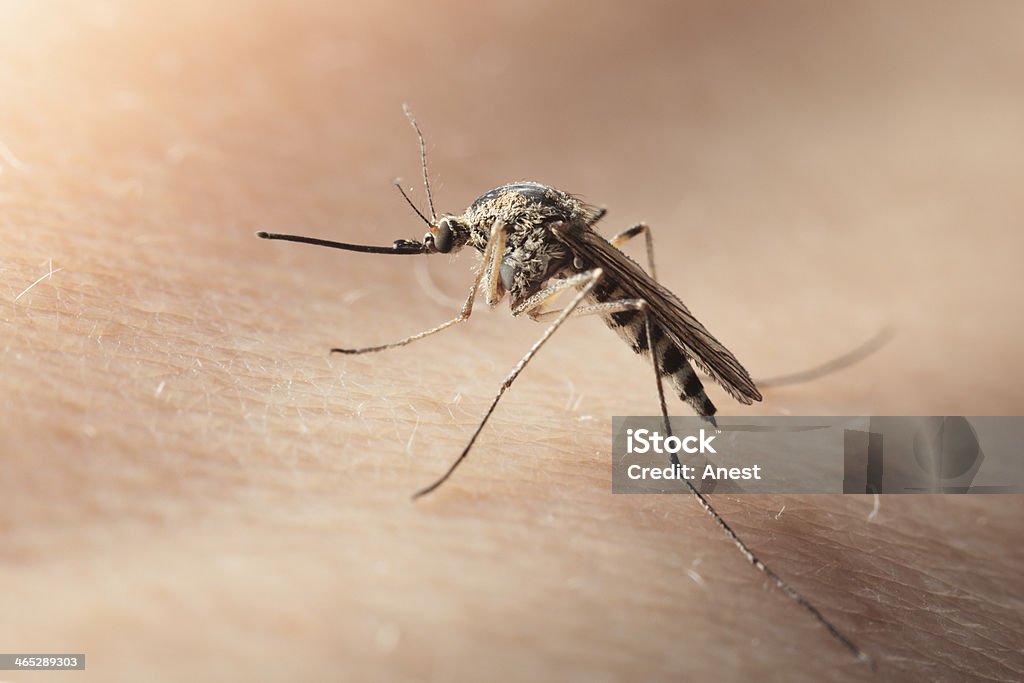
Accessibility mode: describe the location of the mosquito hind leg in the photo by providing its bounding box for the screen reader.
[642,311,872,663]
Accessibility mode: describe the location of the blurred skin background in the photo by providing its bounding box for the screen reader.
[1,2,1022,681]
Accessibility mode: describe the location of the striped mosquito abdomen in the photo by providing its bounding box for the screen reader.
[587,274,718,422]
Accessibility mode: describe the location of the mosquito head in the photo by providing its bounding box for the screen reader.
[424,215,469,254]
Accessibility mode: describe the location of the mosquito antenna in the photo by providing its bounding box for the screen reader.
[393,180,432,227]
[256,231,427,255]
[403,103,437,221]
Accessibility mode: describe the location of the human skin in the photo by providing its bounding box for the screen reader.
[2,3,1022,682]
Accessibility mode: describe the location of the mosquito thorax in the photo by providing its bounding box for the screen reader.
[442,181,598,306]
[455,182,595,255]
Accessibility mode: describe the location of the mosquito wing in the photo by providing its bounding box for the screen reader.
[552,221,762,404]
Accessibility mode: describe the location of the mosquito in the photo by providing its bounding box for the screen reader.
[256,108,872,665]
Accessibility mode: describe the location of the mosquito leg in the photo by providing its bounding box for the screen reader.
[413,271,875,660]
[411,267,606,500]
[692,326,896,389]
[332,221,507,355]
[755,326,896,389]
[610,222,657,281]
[602,226,871,662]
[645,308,872,664]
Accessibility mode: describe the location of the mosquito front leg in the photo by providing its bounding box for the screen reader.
[610,222,657,281]
[332,221,507,355]
[412,267,605,499]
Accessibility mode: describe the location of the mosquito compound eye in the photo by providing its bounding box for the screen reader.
[434,218,455,253]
